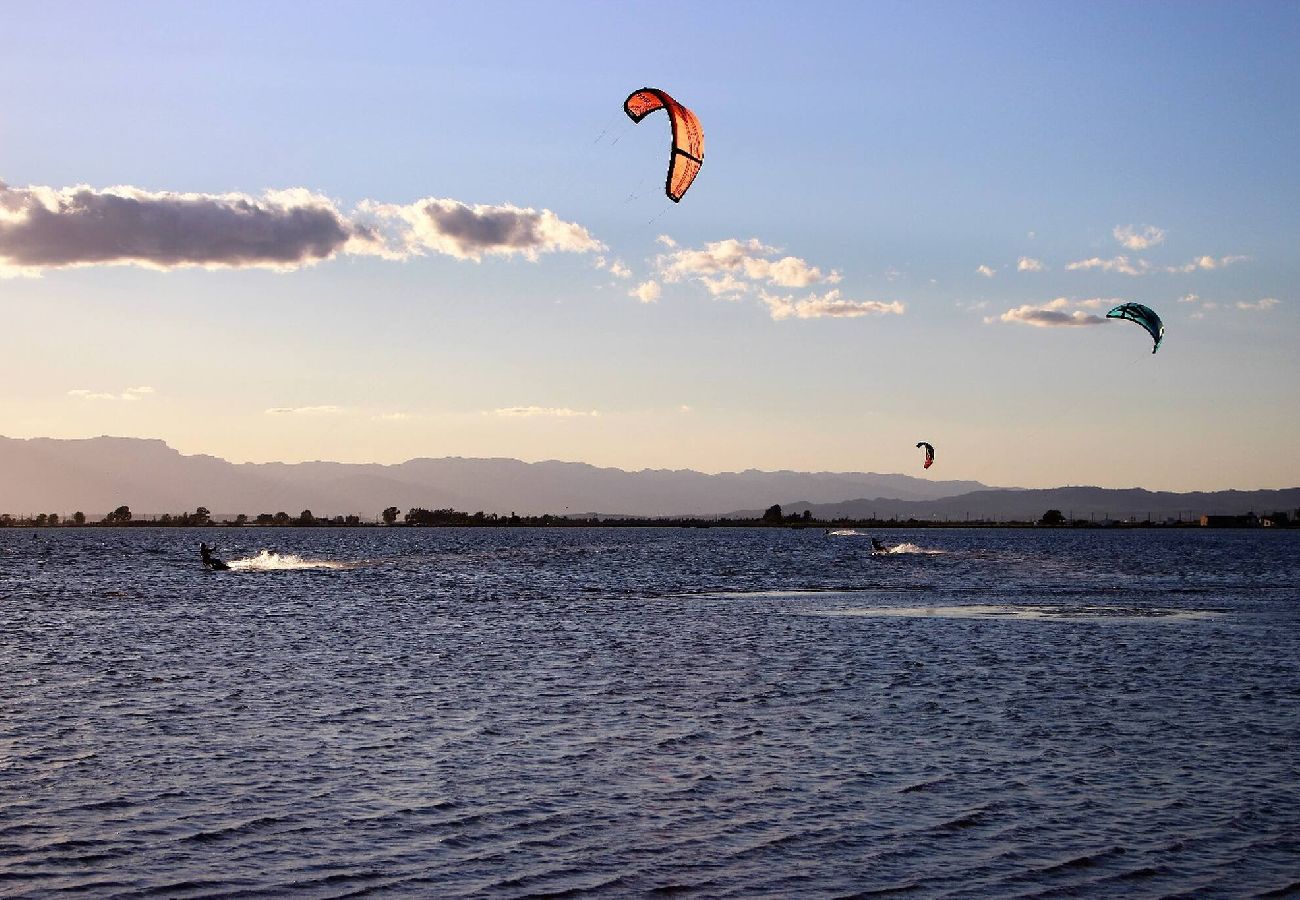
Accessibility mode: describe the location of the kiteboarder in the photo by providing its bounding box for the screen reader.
[200,542,229,570]
[871,538,890,554]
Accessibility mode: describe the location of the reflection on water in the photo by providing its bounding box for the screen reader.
[1,526,1297,896]
[807,603,1224,621]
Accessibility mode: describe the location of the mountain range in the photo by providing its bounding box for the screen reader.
[1,435,986,518]
[1,436,1294,521]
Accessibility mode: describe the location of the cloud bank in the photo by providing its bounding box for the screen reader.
[761,289,905,321]
[68,386,156,401]
[0,178,602,275]
[657,238,841,292]
[651,236,899,322]
[987,298,1107,328]
[0,182,372,275]
[1066,254,1249,276]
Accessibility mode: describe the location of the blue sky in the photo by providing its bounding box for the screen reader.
[1,1,1296,490]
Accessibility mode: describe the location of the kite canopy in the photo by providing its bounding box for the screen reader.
[916,441,935,470]
[623,88,704,202]
[1106,302,1164,354]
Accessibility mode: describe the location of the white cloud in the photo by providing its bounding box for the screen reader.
[1066,255,1149,275]
[1165,254,1249,273]
[1069,253,1249,276]
[976,264,996,278]
[1236,298,1280,311]
[1074,297,1122,309]
[595,256,632,279]
[67,385,155,401]
[679,404,693,413]
[629,280,661,303]
[491,406,599,417]
[0,181,373,275]
[265,405,343,415]
[657,237,840,291]
[988,297,1107,328]
[760,289,905,321]
[1178,293,1200,303]
[698,272,748,297]
[1113,224,1166,250]
[656,234,677,248]
[374,412,415,421]
[1017,257,1046,272]
[363,198,601,262]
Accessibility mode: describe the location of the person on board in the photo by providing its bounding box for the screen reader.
[200,542,228,570]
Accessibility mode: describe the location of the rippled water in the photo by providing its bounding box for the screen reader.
[2,527,1298,897]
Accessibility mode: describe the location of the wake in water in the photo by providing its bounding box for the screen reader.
[879,542,947,555]
[225,550,352,571]
[826,532,946,555]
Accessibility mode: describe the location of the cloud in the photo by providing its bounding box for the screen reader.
[657,238,840,291]
[988,297,1107,328]
[976,264,996,278]
[0,178,609,275]
[760,289,905,321]
[1068,253,1250,276]
[1164,254,1249,273]
[67,385,155,401]
[595,256,632,279]
[1074,297,1121,309]
[656,234,677,248]
[0,181,372,275]
[629,280,661,303]
[491,406,599,417]
[1113,224,1166,250]
[1178,293,1200,303]
[1066,255,1149,275]
[698,272,748,297]
[1236,297,1280,311]
[265,405,343,415]
[374,412,415,421]
[1017,256,1046,272]
[364,198,601,262]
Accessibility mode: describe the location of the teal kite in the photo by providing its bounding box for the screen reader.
[1106,303,1164,354]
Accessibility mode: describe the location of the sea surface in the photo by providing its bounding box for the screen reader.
[1,526,1297,897]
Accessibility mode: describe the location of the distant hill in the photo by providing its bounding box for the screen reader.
[0,435,990,518]
[731,486,1300,522]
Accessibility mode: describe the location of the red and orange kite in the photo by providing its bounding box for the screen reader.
[623,88,704,202]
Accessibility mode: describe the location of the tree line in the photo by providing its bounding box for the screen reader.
[6,502,1277,529]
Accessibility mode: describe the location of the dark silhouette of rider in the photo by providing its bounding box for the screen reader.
[871,538,889,553]
[200,542,219,567]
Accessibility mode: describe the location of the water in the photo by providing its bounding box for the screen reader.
[2,527,1298,897]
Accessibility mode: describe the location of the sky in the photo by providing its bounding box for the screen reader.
[1,1,1297,491]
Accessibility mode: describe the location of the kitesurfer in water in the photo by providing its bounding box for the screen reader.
[871,538,890,554]
[200,542,228,570]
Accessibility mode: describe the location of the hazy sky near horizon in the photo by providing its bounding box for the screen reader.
[2,1,1297,491]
